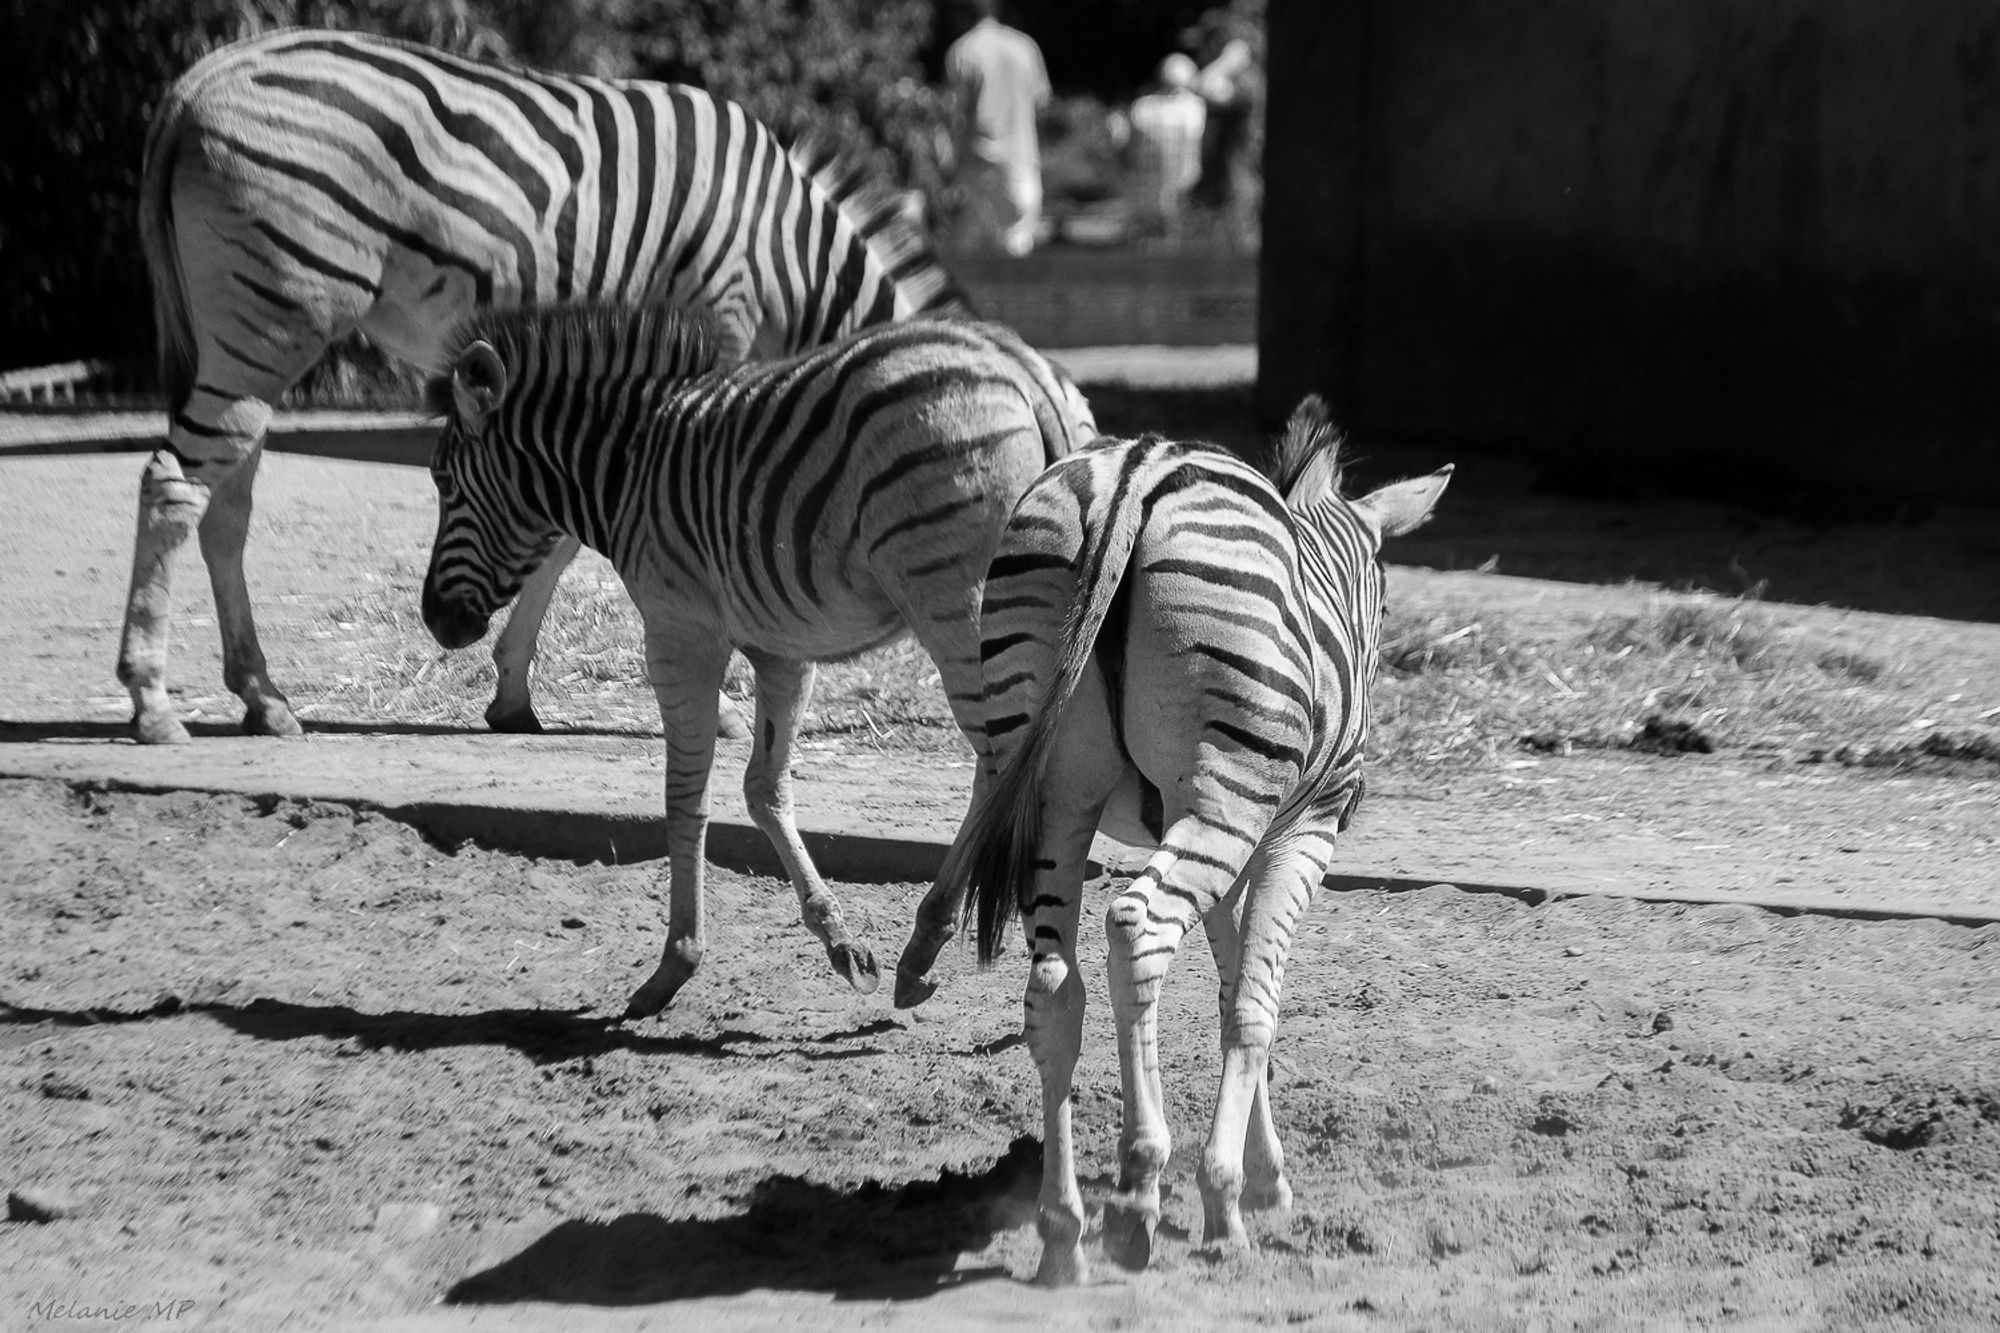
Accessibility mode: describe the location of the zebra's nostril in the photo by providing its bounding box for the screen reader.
[422,586,489,649]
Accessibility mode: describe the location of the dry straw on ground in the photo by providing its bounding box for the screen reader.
[302,554,1998,776]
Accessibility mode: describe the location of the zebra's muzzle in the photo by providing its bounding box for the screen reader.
[423,584,491,650]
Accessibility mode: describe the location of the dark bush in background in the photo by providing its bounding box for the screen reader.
[0,0,949,380]
[0,0,1253,381]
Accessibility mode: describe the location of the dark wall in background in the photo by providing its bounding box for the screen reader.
[1259,0,2000,503]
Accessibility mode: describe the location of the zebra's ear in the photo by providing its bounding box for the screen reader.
[1352,465,1453,541]
[451,342,507,426]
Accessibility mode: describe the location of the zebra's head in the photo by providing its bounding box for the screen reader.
[1272,396,1454,551]
[420,300,724,650]
[1272,396,1453,676]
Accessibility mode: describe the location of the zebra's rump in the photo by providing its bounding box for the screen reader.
[975,436,1376,828]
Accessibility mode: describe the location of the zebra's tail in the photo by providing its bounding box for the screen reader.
[138,81,196,410]
[957,454,1151,965]
[784,128,973,319]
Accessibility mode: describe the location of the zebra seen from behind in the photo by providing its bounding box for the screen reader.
[896,403,1450,1284]
[422,301,1093,1019]
[119,26,988,747]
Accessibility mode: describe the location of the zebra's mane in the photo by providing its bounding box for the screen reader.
[1267,394,1348,510]
[426,300,725,415]
[784,128,973,318]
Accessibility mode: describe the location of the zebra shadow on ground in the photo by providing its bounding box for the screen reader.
[444,1137,1042,1305]
[2,996,902,1066]
[0,719,473,742]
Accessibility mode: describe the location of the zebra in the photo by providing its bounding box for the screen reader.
[118,26,989,747]
[895,402,1450,1284]
[421,300,1093,1019]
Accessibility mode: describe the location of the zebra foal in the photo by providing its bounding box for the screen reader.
[120,27,975,746]
[422,302,1090,1018]
[900,403,1449,1284]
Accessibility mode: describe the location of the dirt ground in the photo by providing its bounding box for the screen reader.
[4,390,2000,1329]
[3,780,1996,1332]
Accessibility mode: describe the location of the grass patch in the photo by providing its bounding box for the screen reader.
[303,558,1998,775]
[301,552,964,754]
[1372,589,1993,769]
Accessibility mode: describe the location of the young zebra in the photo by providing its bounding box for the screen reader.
[899,403,1449,1285]
[422,302,1092,1019]
[119,27,989,747]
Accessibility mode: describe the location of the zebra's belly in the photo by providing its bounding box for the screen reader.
[721,587,909,664]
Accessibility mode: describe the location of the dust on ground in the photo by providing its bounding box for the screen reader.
[3,780,1997,1331]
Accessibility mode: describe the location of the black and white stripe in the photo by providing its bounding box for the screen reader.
[895,400,1451,1284]
[119,26,983,747]
[421,300,1092,1020]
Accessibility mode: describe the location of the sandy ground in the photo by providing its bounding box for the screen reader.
[3,781,1996,1332]
[3,411,1999,1329]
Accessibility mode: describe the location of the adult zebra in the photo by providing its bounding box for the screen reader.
[421,301,1092,1018]
[119,26,986,746]
[897,404,1450,1284]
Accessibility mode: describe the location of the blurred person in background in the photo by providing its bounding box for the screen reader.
[944,0,1050,256]
[1193,36,1263,250]
[1125,53,1206,243]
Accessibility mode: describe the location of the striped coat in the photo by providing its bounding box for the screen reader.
[896,401,1451,1283]
[421,301,1095,1019]
[118,27,985,747]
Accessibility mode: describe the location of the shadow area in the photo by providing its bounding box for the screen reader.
[1087,383,2000,624]
[447,1137,1040,1305]
[0,718,660,744]
[0,996,903,1065]
[0,718,471,742]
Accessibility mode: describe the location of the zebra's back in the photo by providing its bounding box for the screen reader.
[620,318,1087,656]
[144,26,965,404]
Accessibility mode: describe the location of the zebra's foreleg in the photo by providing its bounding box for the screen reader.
[484,537,751,739]
[741,651,879,995]
[624,630,732,1020]
[1197,831,1333,1249]
[483,534,578,733]
[196,441,300,737]
[118,450,211,745]
[1102,818,1252,1271]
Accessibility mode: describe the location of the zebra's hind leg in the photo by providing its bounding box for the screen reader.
[624,630,731,1019]
[1102,816,1255,1271]
[1202,894,1293,1218]
[1196,832,1334,1249]
[893,592,1007,1009]
[197,440,300,737]
[484,535,752,739]
[740,651,879,994]
[1018,819,1095,1287]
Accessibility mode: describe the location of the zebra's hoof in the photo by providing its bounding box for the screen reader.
[1243,1176,1293,1213]
[130,710,191,746]
[241,701,303,738]
[1103,1198,1158,1272]
[485,703,545,734]
[892,966,937,1010]
[623,980,676,1021]
[1032,1245,1089,1287]
[830,942,881,995]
